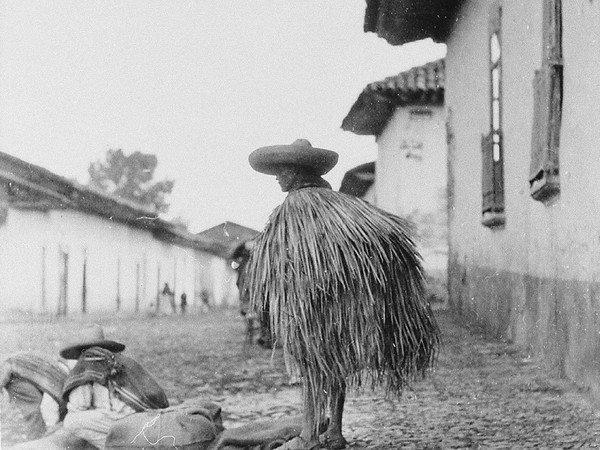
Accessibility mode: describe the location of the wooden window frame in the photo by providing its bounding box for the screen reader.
[529,0,562,203]
[482,1,505,228]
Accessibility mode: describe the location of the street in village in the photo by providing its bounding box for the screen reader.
[4,307,599,449]
[218,309,600,449]
[1,1,600,449]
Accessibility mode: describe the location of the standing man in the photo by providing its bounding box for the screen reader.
[246,139,440,449]
[162,282,176,315]
[231,239,272,347]
[180,292,188,315]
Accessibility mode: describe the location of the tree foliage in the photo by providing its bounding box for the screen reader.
[88,149,174,213]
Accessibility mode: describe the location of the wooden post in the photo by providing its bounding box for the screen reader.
[156,265,161,314]
[173,259,177,297]
[41,246,46,312]
[173,259,177,314]
[57,248,68,317]
[142,253,147,310]
[116,257,121,312]
[82,248,88,314]
[135,263,140,313]
[182,257,187,306]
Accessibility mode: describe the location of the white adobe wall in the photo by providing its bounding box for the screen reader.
[209,257,239,307]
[0,207,213,315]
[375,105,447,282]
[558,0,600,280]
[446,0,600,392]
[362,184,376,204]
[193,251,239,308]
[376,105,447,217]
[447,0,600,292]
[0,209,49,313]
[446,0,542,277]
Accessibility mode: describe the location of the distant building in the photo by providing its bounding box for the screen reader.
[0,151,227,317]
[195,221,260,307]
[341,59,447,298]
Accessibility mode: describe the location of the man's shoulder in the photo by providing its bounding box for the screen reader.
[112,353,169,410]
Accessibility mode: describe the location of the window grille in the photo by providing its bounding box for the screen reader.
[482,1,505,227]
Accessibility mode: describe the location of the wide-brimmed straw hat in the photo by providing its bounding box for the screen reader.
[59,324,125,360]
[249,139,339,176]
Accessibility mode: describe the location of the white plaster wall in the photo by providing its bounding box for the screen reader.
[376,105,447,277]
[209,257,239,307]
[0,209,50,312]
[447,0,600,282]
[376,106,446,217]
[446,0,539,273]
[362,185,376,204]
[0,207,220,315]
[556,0,600,282]
[194,251,239,308]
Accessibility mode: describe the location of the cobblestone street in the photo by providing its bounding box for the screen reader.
[3,309,600,448]
[219,310,600,449]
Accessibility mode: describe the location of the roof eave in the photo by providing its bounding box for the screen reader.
[341,91,395,136]
[342,92,444,136]
[0,152,218,251]
[363,0,463,46]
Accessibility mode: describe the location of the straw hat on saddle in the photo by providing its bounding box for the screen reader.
[59,324,125,360]
[249,139,339,176]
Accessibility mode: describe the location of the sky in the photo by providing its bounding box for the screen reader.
[0,1,446,233]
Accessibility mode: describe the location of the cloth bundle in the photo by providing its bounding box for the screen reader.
[105,399,223,449]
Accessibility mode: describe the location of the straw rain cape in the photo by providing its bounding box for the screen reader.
[246,186,440,434]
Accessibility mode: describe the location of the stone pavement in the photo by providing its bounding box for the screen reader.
[216,310,600,449]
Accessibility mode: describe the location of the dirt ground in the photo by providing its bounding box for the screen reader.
[2,308,600,448]
[0,308,290,446]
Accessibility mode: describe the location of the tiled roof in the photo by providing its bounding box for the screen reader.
[0,151,224,255]
[339,161,376,198]
[196,221,260,258]
[364,0,464,46]
[342,59,444,136]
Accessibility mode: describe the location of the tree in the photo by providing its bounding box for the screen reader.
[88,149,174,214]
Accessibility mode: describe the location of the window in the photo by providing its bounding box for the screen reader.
[482,2,505,227]
[530,0,562,202]
[410,108,433,120]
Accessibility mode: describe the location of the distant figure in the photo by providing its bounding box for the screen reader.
[231,241,256,345]
[231,240,272,348]
[200,289,211,313]
[231,241,252,318]
[0,351,68,440]
[162,282,176,314]
[180,292,187,315]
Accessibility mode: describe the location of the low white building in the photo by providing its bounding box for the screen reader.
[0,151,227,317]
[341,59,448,299]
